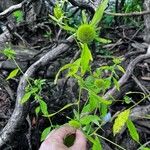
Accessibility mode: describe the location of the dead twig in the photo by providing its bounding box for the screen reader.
[105,10,150,17]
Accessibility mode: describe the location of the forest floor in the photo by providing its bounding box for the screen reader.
[0,0,150,150]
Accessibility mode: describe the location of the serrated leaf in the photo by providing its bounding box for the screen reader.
[90,0,109,27]
[80,115,100,125]
[81,43,93,75]
[69,120,80,128]
[92,136,102,150]
[21,92,32,104]
[126,119,139,143]
[90,92,112,105]
[89,93,99,111]
[41,127,51,141]
[67,58,81,77]
[117,65,125,73]
[113,109,130,135]
[6,68,19,80]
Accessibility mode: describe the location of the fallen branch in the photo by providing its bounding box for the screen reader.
[0,36,74,147]
[104,52,150,100]
[105,10,150,17]
[0,30,11,44]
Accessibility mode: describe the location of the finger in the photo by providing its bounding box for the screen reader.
[45,125,76,143]
[70,129,87,150]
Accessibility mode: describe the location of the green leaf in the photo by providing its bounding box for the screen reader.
[35,106,40,116]
[54,63,73,84]
[3,48,16,59]
[80,115,100,125]
[92,136,102,150]
[117,65,125,73]
[60,24,76,32]
[95,37,111,44]
[141,147,150,150]
[69,120,81,128]
[124,96,132,104]
[41,127,51,141]
[67,58,81,77]
[82,104,92,113]
[113,109,130,135]
[113,77,120,91]
[90,92,112,105]
[94,78,111,92]
[89,93,99,111]
[46,103,77,117]
[30,87,39,94]
[80,43,93,75]
[6,68,19,80]
[126,119,139,143]
[90,0,109,27]
[54,5,63,19]
[113,57,123,64]
[100,103,108,118]
[21,92,32,104]
[39,100,49,115]
[13,10,23,23]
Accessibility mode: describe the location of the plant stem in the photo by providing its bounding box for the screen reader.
[77,87,82,120]
[95,133,127,150]
[13,58,31,86]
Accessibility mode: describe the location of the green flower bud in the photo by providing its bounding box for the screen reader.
[76,24,96,43]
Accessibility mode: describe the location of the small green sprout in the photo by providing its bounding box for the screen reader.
[2,47,16,59]
[13,10,23,23]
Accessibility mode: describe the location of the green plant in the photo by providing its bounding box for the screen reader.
[123,0,143,26]
[41,0,147,149]
[1,47,49,124]
[49,0,111,45]
[44,31,52,39]
[3,1,146,149]
[1,47,21,80]
[37,0,137,149]
[13,10,23,23]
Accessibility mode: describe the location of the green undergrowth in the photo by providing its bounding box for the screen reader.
[1,0,150,149]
